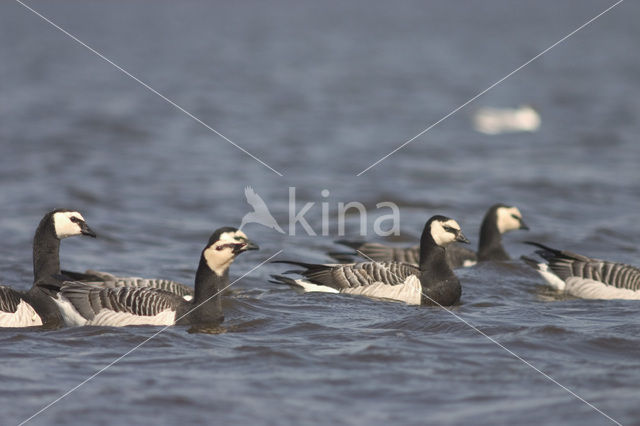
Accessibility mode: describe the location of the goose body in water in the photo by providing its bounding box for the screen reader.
[0,209,96,328]
[272,216,468,306]
[523,242,640,300]
[50,228,258,327]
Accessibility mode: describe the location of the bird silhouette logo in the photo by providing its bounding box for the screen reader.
[239,186,285,234]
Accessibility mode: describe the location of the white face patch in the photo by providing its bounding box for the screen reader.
[430,219,462,246]
[203,244,236,276]
[496,207,523,234]
[53,211,85,239]
[203,231,247,276]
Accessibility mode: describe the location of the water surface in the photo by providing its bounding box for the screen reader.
[1,1,639,425]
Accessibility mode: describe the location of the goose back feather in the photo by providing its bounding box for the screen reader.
[61,269,194,300]
[55,282,183,326]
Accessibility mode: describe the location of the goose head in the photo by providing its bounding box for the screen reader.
[427,215,469,247]
[493,205,528,233]
[50,209,96,239]
[202,227,259,276]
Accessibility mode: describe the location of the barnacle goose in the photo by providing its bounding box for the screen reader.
[49,228,258,327]
[271,215,468,306]
[522,242,640,300]
[0,209,96,328]
[332,204,528,268]
[60,269,194,301]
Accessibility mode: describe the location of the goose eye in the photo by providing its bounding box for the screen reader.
[511,214,520,220]
[216,246,224,251]
[443,226,455,233]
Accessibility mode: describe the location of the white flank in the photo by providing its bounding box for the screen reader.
[534,263,566,291]
[341,275,422,305]
[462,259,478,268]
[565,278,640,300]
[0,301,43,327]
[293,279,340,293]
[183,295,193,302]
[87,309,176,326]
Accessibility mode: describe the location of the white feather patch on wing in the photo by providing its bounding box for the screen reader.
[462,259,477,268]
[565,278,640,300]
[341,275,422,305]
[53,296,90,326]
[534,263,566,291]
[0,301,43,327]
[293,279,340,293]
[85,309,176,326]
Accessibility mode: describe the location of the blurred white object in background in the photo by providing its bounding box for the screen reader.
[472,105,541,135]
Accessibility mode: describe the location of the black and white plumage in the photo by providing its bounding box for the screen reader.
[0,286,43,327]
[0,209,97,328]
[51,228,259,327]
[271,215,469,306]
[331,204,528,269]
[60,269,194,301]
[522,242,640,300]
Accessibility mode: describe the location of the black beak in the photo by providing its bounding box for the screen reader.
[234,239,259,254]
[80,222,97,238]
[519,219,529,231]
[456,231,470,244]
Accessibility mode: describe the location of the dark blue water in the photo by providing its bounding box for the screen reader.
[1,0,639,424]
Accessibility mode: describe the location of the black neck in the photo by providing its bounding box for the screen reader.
[186,257,226,325]
[32,215,61,283]
[477,212,509,261]
[418,224,461,306]
[419,232,450,283]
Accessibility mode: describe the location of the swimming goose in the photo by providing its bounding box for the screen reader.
[49,227,258,327]
[0,209,96,328]
[60,269,194,300]
[522,242,640,300]
[332,204,528,268]
[271,215,468,306]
